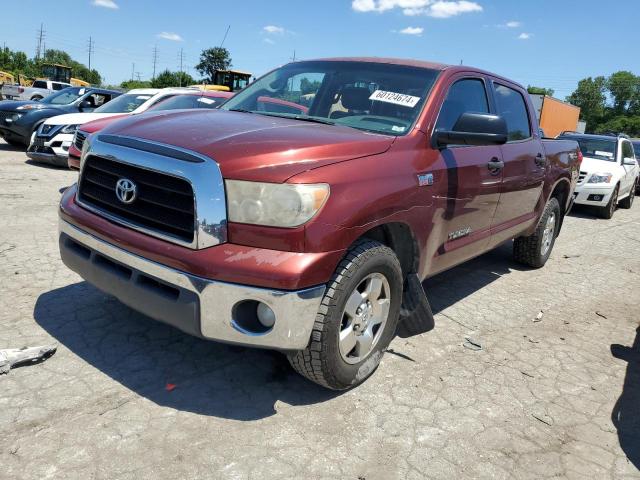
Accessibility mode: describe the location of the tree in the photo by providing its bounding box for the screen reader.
[607,71,639,114]
[527,85,554,97]
[120,80,152,90]
[195,47,231,83]
[300,78,321,95]
[566,76,607,131]
[151,69,195,88]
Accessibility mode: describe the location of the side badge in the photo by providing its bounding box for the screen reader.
[417,173,434,187]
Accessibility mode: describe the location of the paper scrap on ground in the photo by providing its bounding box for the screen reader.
[0,344,57,374]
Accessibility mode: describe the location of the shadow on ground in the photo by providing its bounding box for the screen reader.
[34,242,525,419]
[25,159,67,170]
[0,141,24,152]
[34,282,339,420]
[423,242,524,315]
[611,326,640,470]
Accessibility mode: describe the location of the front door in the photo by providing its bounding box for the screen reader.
[427,76,503,275]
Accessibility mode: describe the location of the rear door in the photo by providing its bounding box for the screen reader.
[489,81,544,244]
[428,75,504,274]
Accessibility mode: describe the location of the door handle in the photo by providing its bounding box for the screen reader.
[535,153,547,167]
[487,158,504,175]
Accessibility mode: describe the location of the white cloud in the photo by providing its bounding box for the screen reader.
[353,0,481,17]
[157,32,183,42]
[399,26,424,35]
[263,25,285,34]
[518,32,532,40]
[92,0,118,9]
[505,20,521,28]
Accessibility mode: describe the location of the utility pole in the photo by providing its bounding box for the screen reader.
[87,36,94,71]
[178,48,184,87]
[152,45,158,80]
[131,62,135,82]
[290,50,296,62]
[35,24,45,60]
[135,71,142,81]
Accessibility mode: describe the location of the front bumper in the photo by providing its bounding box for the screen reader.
[58,218,326,350]
[26,132,72,166]
[573,183,615,207]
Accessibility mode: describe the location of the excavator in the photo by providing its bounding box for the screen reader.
[191,69,252,92]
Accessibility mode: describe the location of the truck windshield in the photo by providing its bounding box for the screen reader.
[560,135,617,162]
[95,93,152,113]
[633,142,640,158]
[221,60,439,136]
[41,87,84,105]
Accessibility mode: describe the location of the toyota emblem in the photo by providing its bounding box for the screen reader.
[115,178,137,204]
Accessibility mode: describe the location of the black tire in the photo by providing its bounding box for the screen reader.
[598,185,619,219]
[287,240,403,390]
[619,183,636,209]
[513,197,561,268]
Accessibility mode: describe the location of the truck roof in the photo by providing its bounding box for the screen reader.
[298,57,526,89]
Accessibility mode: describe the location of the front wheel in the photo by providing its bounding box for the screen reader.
[287,240,403,390]
[513,197,561,268]
[619,183,636,209]
[599,185,619,219]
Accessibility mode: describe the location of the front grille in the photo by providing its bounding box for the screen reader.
[578,171,587,184]
[74,131,87,150]
[78,155,196,243]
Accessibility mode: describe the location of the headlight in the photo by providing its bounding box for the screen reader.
[587,173,613,184]
[16,104,46,110]
[61,124,79,134]
[226,180,329,227]
[5,113,23,123]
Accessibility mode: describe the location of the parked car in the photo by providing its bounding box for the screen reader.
[66,90,233,169]
[0,87,120,146]
[1,79,72,101]
[28,87,208,166]
[633,139,640,194]
[557,133,638,218]
[58,57,580,390]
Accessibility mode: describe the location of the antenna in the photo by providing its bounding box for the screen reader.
[220,25,230,48]
[178,48,185,86]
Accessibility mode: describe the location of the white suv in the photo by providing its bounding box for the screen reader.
[559,133,639,219]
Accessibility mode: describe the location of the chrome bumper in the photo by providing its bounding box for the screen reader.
[58,219,325,350]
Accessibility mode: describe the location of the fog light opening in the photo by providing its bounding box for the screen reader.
[232,300,275,334]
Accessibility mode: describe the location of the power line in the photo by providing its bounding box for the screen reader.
[178,48,184,86]
[152,45,158,80]
[87,36,94,71]
[35,23,45,60]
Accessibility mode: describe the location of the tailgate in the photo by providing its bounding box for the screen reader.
[1,85,21,98]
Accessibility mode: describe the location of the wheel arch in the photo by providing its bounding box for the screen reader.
[354,222,420,279]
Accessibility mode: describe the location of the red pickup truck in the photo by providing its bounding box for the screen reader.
[59,58,580,390]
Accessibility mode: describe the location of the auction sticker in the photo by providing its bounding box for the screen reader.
[595,150,613,158]
[369,90,420,108]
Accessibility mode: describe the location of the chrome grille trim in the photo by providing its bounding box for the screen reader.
[77,134,227,249]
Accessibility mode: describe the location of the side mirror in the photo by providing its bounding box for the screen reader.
[623,157,637,166]
[79,100,94,112]
[432,112,508,149]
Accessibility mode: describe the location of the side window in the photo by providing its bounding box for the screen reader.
[494,84,531,141]
[435,78,489,131]
[622,141,634,160]
[33,80,47,89]
[52,83,65,91]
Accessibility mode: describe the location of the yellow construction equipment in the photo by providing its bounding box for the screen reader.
[191,69,252,92]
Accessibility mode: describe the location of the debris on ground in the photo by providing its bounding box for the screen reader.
[532,413,554,426]
[463,336,483,351]
[0,344,57,374]
[533,311,544,322]
[595,311,608,319]
[562,254,581,259]
[165,383,177,392]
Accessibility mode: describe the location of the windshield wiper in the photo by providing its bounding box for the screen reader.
[256,111,335,125]
[228,108,254,114]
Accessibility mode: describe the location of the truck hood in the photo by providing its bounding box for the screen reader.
[44,112,126,126]
[580,156,618,174]
[99,109,395,182]
[0,100,64,113]
[79,114,129,134]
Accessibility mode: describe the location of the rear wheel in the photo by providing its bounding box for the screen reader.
[599,185,619,219]
[619,183,636,209]
[287,240,403,390]
[513,197,561,268]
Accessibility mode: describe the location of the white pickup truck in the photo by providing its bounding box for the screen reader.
[1,79,71,101]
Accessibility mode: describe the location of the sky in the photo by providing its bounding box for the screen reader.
[1,0,638,100]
